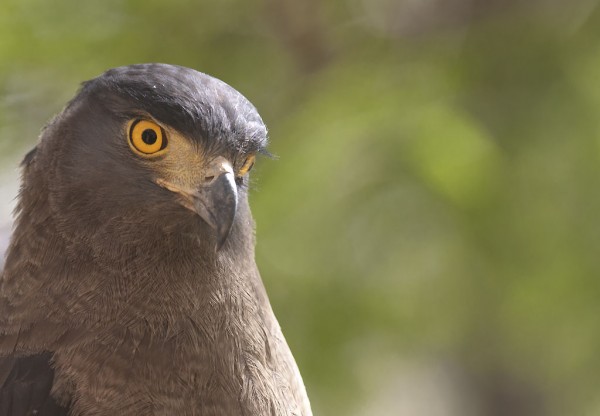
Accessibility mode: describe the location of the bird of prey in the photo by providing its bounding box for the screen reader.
[0,64,312,415]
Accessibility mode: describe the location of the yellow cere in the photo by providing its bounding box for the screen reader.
[238,154,256,177]
[128,119,166,155]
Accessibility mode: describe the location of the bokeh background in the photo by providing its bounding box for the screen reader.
[2,0,600,414]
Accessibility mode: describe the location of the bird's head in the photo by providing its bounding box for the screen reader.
[31,64,268,257]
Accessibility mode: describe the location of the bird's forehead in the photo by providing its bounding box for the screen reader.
[80,64,268,155]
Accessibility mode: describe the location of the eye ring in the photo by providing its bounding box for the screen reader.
[237,154,256,177]
[128,119,167,156]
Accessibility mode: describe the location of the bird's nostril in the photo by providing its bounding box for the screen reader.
[204,175,215,182]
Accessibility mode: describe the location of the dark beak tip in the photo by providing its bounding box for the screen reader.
[215,229,231,252]
[193,172,238,251]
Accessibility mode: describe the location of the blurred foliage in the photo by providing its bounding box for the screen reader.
[2,0,600,414]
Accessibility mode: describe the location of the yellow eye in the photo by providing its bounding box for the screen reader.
[128,119,167,155]
[238,154,256,177]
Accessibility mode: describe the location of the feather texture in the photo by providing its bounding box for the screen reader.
[0,64,311,415]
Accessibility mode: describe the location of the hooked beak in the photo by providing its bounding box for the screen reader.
[156,156,238,251]
[192,170,238,250]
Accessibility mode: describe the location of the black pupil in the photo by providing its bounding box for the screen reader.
[141,129,158,145]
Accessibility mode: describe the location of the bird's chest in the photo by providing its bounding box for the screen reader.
[52,324,254,416]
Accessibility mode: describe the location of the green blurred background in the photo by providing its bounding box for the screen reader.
[2,0,600,414]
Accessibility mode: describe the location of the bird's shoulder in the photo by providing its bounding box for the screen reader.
[0,352,69,416]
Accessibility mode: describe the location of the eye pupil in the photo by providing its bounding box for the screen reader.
[141,129,157,145]
[128,119,166,156]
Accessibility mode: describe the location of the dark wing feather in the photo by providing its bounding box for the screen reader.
[0,352,69,416]
[0,149,69,415]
